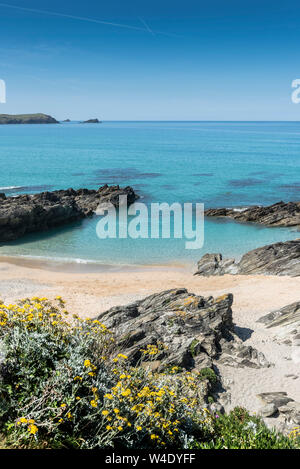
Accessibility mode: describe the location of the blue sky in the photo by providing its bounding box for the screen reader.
[0,0,300,120]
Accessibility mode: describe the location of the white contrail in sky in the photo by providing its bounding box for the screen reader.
[0,2,149,33]
[139,17,155,36]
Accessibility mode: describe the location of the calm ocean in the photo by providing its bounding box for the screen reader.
[0,121,299,267]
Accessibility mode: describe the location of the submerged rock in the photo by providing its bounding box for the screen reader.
[195,239,300,277]
[97,288,270,371]
[0,184,138,242]
[205,201,300,228]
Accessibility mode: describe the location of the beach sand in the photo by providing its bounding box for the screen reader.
[1,256,299,422]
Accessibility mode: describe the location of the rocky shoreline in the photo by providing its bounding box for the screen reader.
[195,239,300,276]
[205,200,300,228]
[0,185,138,242]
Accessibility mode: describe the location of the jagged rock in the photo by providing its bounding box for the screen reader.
[258,301,300,344]
[205,201,300,228]
[257,392,300,433]
[257,392,294,408]
[258,403,278,418]
[195,239,300,277]
[0,185,138,242]
[97,288,270,371]
[0,113,58,124]
[194,253,236,276]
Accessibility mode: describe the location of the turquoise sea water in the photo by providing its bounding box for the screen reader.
[0,121,299,267]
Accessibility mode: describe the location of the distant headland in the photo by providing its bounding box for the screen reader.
[0,113,58,124]
[0,114,102,124]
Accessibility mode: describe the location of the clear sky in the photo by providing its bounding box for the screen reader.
[0,0,300,120]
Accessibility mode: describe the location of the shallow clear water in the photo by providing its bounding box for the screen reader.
[0,121,299,266]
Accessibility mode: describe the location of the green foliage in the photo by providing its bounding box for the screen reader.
[198,368,217,384]
[193,407,300,449]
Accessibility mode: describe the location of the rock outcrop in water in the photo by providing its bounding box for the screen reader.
[195,239,300,277]
[0,185,138,242]
[97,288,270,371]
[82,118,101,124]
[205,201,300,228]
[0,113,58,124]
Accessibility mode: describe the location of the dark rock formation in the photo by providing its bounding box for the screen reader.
[82,118,101,124]
[0,113,58,124]
[195,239,300,277]
[97,288,270,371]
[258,301,300,345]
[205,201,300,228]
[62,119,71,122]
[0,185,138,242]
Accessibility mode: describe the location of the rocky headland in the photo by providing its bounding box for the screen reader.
[0,113,58,124]
[195,239,300,276]
[0,185,138,242]
[205,201,300,228]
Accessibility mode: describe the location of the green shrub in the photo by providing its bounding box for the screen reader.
[193,407,299,449]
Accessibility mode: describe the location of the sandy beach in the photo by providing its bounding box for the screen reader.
[0,256,299,424]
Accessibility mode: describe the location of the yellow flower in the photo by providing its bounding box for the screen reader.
[136,426,142,431]
[28,424,38,435]
[117,426,123,431]
[106,425,113,431]
[113,408,120,414]
[104,394,113,400]
[84,359,91,368]
[60,403,67,408]
[102,410,109,416]
[90,400,98,408]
